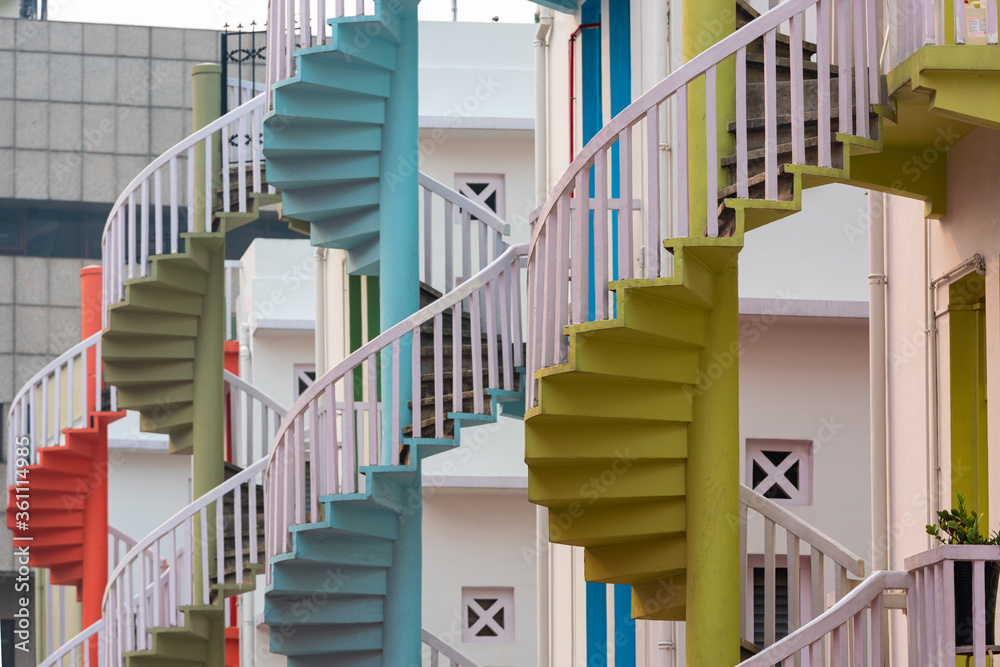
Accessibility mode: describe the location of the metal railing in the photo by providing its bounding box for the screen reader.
[740,484,867,652]
[100,94,269,325]
[525,0,880,408]
[5,333,116,488]
[265,244,527,582]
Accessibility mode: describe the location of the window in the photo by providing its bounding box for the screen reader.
[461,587,514,643]
[455,174,505,220]
[753,567,789,646]
[747,557,812,648]
[746,439,813,505]
[293,364,316,400]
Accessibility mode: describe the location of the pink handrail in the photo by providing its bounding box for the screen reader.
[265,244,527,582]
[525,0,881,409]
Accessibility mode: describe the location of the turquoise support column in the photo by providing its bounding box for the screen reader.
[379,0,419,460]
[379,3,421,665]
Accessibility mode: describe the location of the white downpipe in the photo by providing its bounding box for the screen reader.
[537,506,551,667]
[315,247,328,375]
[868,192,890,663]
[656,1,680,656]
[657,0,673,276]
[534,12,552,667]
[239,593,254,667]
[868,191,888,574]
[535,8,553,206]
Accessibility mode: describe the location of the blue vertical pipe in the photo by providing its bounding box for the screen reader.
[379,2,420,664]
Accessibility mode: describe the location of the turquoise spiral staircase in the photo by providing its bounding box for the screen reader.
[264,3,403,276]
[262,3,525,663]
[264,395,522,665]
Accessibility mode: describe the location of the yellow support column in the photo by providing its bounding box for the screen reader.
[682,2,741,664]
[683,1,736,236]
[190,62,226,667]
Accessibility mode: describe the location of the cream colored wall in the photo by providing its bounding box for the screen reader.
[107,450,192,542]
[882,126,1000,660]
[417,133,536,245]
[248,331,314,411]
[740,317,872,561]
[422,488,537,667]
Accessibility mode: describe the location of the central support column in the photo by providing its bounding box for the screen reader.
[683,2,740,662]
[378,2,421,664]
[683,0,736,236]
[191,63,226,667]
[80,265,107,667]
[686,259,741,665]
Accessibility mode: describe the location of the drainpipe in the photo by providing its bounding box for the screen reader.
[314,247,327,375]
[868,191,888,576]
[656,0,673,276]
[568,22,602,161]
[535,8,553,205]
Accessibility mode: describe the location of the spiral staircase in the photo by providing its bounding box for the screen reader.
[15,0,997,663]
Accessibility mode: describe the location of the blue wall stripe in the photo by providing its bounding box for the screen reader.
[586,581,608,664]
[582,0,601,322]
[614,584,637,666]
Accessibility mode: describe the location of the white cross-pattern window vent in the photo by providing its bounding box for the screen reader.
[461,587,514,643]
[455,173,506,221]
[746,439,813,505]
[293,364,316,400]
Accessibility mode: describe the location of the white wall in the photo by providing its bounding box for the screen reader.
[741,185,871,303]
[882,127,1000,661]
[740,316,872,561]
[422,488,537,666]
[107,450,192,542]
[419,22,535,123]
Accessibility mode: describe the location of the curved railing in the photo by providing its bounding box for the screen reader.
[419,171,510,294]
[265,244,527,581]
[422,628,482,666]
[102,458,267,667]
[224,370,287,468]
[5,332,116,488]
[266,0,377,105]
[740,484,866,650]
[525,0,880,408]
[101,94,269,325]
[738,569,910,666]
[38,620,104,667]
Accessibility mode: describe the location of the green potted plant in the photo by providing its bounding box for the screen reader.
[926,495,1000,646]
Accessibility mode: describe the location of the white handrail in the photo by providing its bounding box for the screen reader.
[525,0,881,409]
[5,332,115,488]
[266,0,378,107]
[904,545,1000,659]
[422,628,482,666]
[266,244,527,582]
[224,370,287,468]
[740,484,867,650]
[738,570,911,666]
[741,484,865,575]
[419,172,509,236]
[418,172,511,295]
[101,94,268,324]
[38,620,103,667]
[102,457,268,666]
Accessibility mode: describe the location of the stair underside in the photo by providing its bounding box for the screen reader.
[264,15,402,277]
[526,240,743,621]
[4,412,123,597]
